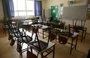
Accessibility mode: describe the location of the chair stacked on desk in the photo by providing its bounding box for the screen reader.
[28,24,55,58]
[5,19,87,57]
[46,21,79,54]
[71,20,87,42]
[4,20,32,58]
[4,20,55,58]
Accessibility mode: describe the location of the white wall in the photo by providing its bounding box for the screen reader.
[42,0,87,9]
[0,0,3,20]
[42,0,87,19]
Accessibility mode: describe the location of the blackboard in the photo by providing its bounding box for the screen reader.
[62,6,87,20]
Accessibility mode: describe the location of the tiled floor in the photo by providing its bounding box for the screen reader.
[0,32,90,58]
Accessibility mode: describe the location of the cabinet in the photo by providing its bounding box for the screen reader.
[51,6,59,21]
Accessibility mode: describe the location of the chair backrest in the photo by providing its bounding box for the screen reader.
[31,26,49,51]
[7,21,32,44]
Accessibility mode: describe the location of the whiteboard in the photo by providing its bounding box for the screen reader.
[62,6,87,20]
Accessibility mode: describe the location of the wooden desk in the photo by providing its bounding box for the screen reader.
[70,26,87,42]
[53,28,79,54]
[19,28,55,58]
[19,22,78,55]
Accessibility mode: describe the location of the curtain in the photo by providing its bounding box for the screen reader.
[9,0,14,17]
[2,0,14,19]
[35,0,42,16]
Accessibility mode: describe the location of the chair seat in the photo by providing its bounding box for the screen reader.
[60,31,73,37]
[21,36,32,43]
[30,40,48,52]
[73,26,84,32]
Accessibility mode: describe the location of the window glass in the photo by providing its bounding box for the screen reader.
[13,0,35,17]
[27,11,34,16]
[26,0,34,10]
[13,0,18,10]
[18,12,26,16]
[18,0,25,10]
[15,12,18,16]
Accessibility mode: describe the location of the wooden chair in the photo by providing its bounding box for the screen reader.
[57,24,79,54]
[28,26,55,58]
[16,28,33,58]
[72,20,87,42]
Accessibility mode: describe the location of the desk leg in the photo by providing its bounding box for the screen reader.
[42,30,44,39]
[30,47,33,53]
[53,45,55,58]
[41,52,43,58]
[81,30,84,42]
[84,29,87,41]
[75,36,78,50]
[70,38,74,54]
[19,52,23,58]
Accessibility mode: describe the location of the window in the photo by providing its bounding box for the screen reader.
[13,0,35,17]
